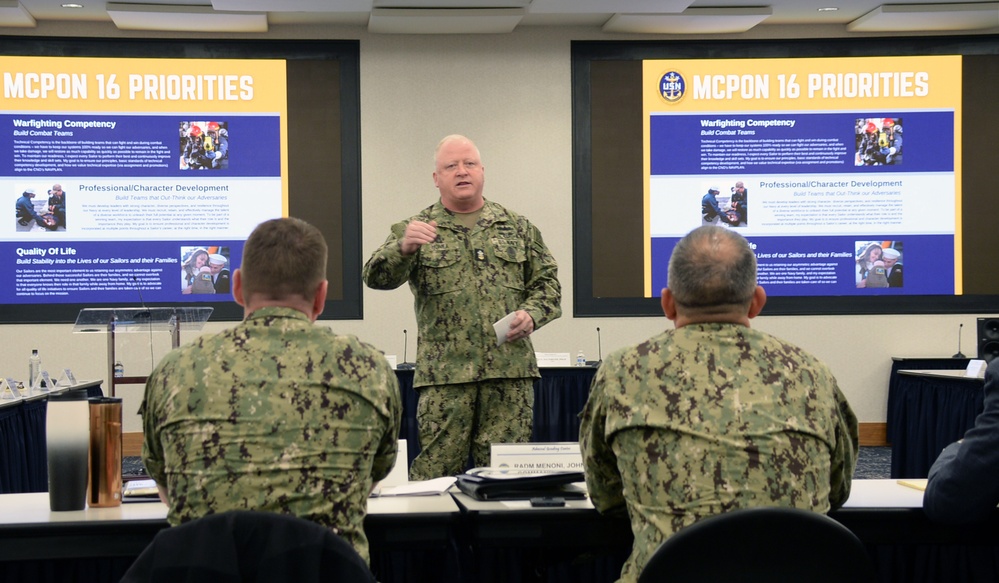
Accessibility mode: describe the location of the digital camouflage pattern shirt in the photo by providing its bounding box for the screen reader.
[362,199,561,387]
[580,322,858,583]
[141,306,402,563]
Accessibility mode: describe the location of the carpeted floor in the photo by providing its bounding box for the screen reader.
[123,446,894,480]
[854,446,891,479]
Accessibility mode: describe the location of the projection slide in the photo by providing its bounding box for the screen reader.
[644,55,961,298]
[1,56,287,306]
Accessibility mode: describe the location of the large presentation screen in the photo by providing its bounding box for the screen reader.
[644,55,958,298]
[6,56,284,304]
[573,37,999,316]
[0,38,360,323]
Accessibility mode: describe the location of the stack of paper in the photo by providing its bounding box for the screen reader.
[123,478,159,497]
[371,476,456,498]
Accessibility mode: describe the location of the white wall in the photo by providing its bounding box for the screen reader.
[0,22,992,433]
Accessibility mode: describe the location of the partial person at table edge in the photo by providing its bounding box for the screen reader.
[924,357,999,524]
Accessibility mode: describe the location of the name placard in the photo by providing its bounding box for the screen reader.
[966,359,988,378]
[490,442,583,474]
[0,378,20,401]
[535,352,572,368]
[32,371,50,394]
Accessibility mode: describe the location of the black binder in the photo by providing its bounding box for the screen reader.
[455,468,587,501]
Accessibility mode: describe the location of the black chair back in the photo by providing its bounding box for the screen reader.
[121,510,375,583]
[638,506,878,583]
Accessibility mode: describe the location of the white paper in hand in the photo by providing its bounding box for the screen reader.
[493,312,517,346]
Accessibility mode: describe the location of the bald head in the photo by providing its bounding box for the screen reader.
[667,226,758,317]
[434,134,480,164]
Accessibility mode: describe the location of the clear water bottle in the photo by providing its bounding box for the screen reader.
[576,350,586,367]
[113,360,125,378]
[29,349,41,387]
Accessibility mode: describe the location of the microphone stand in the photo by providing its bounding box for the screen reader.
[953,323,966,359]
[130,275,156,390]
[585,327,603,367]
[397,329,416,370]
[131,275,151,319]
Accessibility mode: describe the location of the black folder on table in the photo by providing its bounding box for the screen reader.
[455,468,587,501]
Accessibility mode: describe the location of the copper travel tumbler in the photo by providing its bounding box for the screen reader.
[88,397,122,507]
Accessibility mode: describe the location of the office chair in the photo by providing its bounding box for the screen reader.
[121,510,376,583]
[637,506,879,583]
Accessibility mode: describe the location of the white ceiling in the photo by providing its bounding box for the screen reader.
[2,0,997,34]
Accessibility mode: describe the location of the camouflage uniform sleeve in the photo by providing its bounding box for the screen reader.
[519,221,562,330]
[362,219,419,290]
[579,367,626,514]
[370,355,404,482]
[828,381,860,509]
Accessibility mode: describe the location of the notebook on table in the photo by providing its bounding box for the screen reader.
[455,468,587,501]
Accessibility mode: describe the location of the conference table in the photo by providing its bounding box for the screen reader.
[0,491,461,583]
[886,357,972,440]
[886,365,984,478]
[452,479,999,583]
[3,480,998,583]
[8,366,998,581]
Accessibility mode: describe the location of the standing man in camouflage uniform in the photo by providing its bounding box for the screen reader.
[363,134,561,480]
[579,225,857,583]
[141,217,401,564]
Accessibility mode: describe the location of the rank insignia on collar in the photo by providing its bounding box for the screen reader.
[475,249,486,261]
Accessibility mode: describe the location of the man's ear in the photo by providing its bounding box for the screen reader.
[661,288,678,321]
[747,285,767,319]
[311,280,329,321]
[232,269,245,307]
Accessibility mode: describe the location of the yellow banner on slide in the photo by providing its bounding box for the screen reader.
[0,55,287,113]
[643,55,961,113]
